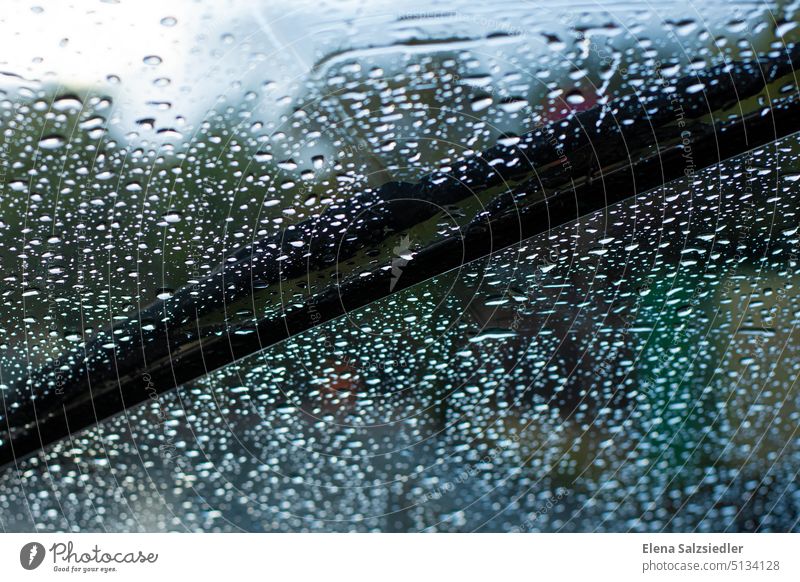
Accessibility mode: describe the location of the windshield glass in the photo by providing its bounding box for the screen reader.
[0,0,798,532]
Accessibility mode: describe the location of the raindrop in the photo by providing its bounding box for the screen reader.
[468,329,518,343]
[156,288,174,300]
[52,94,83,112]
[277,159,298,171]
[39,135,66,150]
[162,212,182,224]
[470,96,493,112]
[566,91,585,105]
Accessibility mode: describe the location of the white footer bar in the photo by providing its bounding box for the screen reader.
[1,533,796,581]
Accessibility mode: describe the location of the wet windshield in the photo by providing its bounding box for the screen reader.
[0,0,798,532]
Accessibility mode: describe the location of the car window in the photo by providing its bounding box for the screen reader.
[0,0,798,532]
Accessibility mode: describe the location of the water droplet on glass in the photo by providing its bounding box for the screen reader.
[39,135,66,150]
